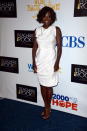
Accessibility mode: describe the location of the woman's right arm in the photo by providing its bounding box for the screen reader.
[32,30,38,73]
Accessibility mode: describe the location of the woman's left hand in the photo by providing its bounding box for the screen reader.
[54,62,59,72]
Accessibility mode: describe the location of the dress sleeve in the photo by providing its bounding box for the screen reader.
[35,27,42,38]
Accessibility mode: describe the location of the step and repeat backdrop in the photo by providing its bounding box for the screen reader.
[0,0,87,118]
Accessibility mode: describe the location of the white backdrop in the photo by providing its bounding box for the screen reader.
[0,0,87,118]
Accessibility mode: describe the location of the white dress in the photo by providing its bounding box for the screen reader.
[35,25,59,87]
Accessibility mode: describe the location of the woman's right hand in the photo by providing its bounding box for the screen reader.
[33,63,37,73]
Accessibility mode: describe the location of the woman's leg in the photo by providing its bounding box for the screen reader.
[46,87,53,109]
[42,87,53,119]
[40,85,47,108]
[40,85,53,119]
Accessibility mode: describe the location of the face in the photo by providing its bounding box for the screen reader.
[42,11,52,27]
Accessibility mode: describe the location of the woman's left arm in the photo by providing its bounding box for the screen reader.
[54,26,62,72]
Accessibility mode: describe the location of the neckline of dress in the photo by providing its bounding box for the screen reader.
[42,25,52,30]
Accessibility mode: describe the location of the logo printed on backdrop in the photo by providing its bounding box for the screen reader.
[28,64,33,72]
[26,0,60,18]
[15,30,34,48]
[51,94,78,111]
[15,32,86,48]
[16,84,37,103]
[71,64,87,84]
[0,0,17,17]
[0,56,19,73]
[62,36,85,48]
[74,0,87,17]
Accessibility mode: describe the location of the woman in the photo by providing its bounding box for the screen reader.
[32,6,62,120]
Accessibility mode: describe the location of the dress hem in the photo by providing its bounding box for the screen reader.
[39,82,59,87]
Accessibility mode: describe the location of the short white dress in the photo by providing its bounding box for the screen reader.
[35,25,59,87]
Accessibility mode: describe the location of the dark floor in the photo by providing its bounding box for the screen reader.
[0,98,87,131]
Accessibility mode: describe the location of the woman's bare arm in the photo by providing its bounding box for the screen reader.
[32,30,38,73]
[54,27,62,72]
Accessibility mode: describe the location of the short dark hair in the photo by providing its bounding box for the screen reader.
[37,6,56,24]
